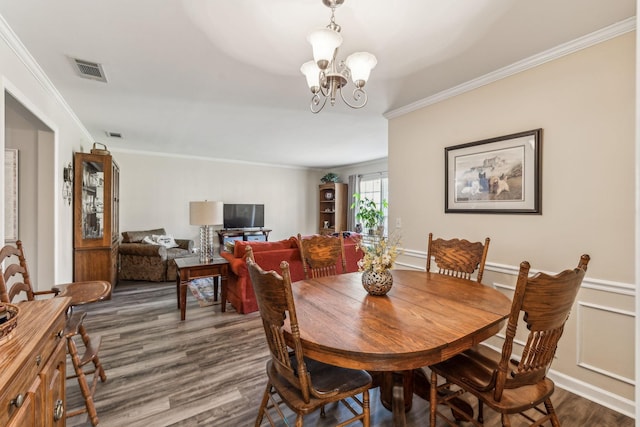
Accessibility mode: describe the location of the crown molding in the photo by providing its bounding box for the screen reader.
[384,17,636,120]
[0,13,93,141]
[109,146,310,170]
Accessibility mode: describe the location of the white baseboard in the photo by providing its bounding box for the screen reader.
[547,370,636,419]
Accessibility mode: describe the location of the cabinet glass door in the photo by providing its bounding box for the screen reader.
[81,160,105,239]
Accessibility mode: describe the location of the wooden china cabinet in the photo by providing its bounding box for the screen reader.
[73,152,120,286]
[318,183,348,235]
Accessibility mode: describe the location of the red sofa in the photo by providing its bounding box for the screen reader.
[220,234,363,314]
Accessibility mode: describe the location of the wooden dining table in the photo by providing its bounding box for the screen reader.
[287,269,512,426]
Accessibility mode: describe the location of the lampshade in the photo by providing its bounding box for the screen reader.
[300,60,321,92]
[189,201,223,226]
[345,52,377,85]
[307,28,342,69]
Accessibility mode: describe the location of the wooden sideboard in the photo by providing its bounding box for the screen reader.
[0,298,70,427]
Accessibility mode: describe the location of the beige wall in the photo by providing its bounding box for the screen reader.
[389,33,635,413]
[1,30,91,285]
[114,150,320,246]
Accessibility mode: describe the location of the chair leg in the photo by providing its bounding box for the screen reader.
[78,323,107,382]
[66,335,100,426]
[544,398,561,427]
[501,413,511,427]
[429,370,438,427]
[363,389,370,427]
[255,383,271,427]
[478,400,484,423]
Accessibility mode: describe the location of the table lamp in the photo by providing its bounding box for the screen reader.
[189,200,223,262]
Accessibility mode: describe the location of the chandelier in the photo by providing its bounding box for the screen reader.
[300,0,377,113]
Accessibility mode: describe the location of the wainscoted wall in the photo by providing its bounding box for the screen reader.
[397,252,635,416]
[388,31,636,415]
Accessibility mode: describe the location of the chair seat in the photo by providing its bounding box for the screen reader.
[267,358,372,416]
[52,280,112,306]
[432,345,556,415]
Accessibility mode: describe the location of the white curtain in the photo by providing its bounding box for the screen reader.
[347,174,359,231]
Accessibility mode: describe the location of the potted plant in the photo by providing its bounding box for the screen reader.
[320,172,340,183]
[351,193,388,235]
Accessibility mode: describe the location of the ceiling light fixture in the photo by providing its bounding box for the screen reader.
[300,0,377,113]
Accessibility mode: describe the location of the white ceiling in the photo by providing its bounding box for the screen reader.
[0,0,635,168]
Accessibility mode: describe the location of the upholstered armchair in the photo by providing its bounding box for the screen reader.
[119,228,194,282]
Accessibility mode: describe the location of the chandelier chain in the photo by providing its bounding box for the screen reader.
[327,7,341,33]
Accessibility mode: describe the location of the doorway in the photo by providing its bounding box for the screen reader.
[4,91,55,288]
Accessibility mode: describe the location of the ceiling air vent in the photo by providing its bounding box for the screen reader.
[72,58,107,82]
[105,131,122,138]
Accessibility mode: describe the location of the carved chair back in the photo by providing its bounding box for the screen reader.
[494,254,590,400]
[0,240,43,303]
[298,233,346,280]
[246,246,317,403]
[426,233,490,282]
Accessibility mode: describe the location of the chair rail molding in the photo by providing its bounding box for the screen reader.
[402,249,635,297]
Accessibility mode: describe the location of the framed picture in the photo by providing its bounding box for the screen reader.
[445,129,542,214]
[4,149,19,241]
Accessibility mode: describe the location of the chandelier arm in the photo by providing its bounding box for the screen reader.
[310,93,328,113]
[339,86,368,109]
[319,72,330,97]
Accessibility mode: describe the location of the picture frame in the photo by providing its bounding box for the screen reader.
[4,149,19,241]
[445,129,542,214]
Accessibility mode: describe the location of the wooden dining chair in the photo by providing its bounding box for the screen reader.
[245,246,372,427]
[297,233,346,279]
[0,240,110,426]
[428,254,590,427]
[426,233,490,283]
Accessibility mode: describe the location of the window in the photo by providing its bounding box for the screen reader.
[355,173,388,234]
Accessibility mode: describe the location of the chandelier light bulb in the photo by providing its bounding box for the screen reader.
[300,60,321,93]
[307,28,342,70]
[345,52,377,87]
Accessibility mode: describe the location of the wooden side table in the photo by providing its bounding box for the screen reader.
[175,256,229,321]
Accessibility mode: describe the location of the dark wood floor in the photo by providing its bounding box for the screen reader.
[65,281,634,427]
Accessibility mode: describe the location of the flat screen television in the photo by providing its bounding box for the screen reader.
[223,203,265,229]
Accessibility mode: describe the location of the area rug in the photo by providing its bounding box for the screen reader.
[187,277,217,307]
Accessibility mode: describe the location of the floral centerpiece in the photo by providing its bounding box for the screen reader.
[355,233,401,295]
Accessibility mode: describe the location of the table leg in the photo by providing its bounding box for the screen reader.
[391,372,407,427]
[213,276,219,302]
[412,368,430,401]
[176,272,181,309]
[179,281,187,321]
[380,371,413,412]
[220,274,228,313]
